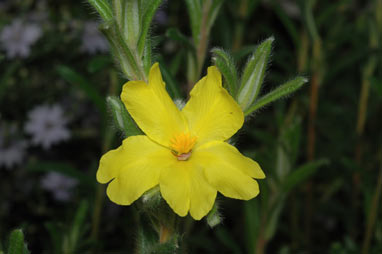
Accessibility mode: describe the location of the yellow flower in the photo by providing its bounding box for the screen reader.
[97,63,265,220]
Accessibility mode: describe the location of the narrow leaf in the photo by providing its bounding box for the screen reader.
[137,0,162,55]
[207,0,224,32]
[70,201,88,251]
[244,76,308,116]
[211,48,238,97]
[238,37,274,111]
[124,0,141,47]
[185,0,202,45]
[8,229,25,254]
[264,202,284,241]
[166,28,197,64]
[88,0,113,21]
[106,96,142,137]
[244,199,261,254]
[143,37,152,77]
[100,22,134,80]
[166,28,195,51]
[158,61,182,99]
[283,159,329,194]
[113,24,145,80]
[113,0,123,29]
[56,65,106,114]
[169,49,185,76]
[45,223,62,254]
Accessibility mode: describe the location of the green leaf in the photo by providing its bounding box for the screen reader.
[87,55,112,73]
[106,96,142,137]
[244,199,260,254]
[88,0,113,21]
[123,0,141,47]
[100,22,133,80]
[138,0,162,56]
[157,62,182,99]
[303,0,320,42]
[169,49,185,76]
[244,76,308,116]
[185,0,202,45]
[264,202,284,241]
[56,65,106,114]
[143,37,152,77]
[165,28,195,51]
[207,0,224,32]
[211,47,239,97]
[45,223,62,254]
[112,0,123,29]
[8,229,28,254]
[282,159,329,194]
[69,201,88,252]
[113,22,145,80]
[371,77,382,98]
[100,21,145,80]
[238,37,274,111]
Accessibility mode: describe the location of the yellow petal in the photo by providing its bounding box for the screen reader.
[159,161,191,217]
[193,141,265,200]
[188,164,217,220]
[182,66,244,146]
[121,63,188,147]
[97,135,169,205]
[159,160,217,219]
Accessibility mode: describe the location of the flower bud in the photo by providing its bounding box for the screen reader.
[237,37,274,112]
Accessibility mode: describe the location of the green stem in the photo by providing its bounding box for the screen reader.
[304,1,324,242]
[187,0,213,92]
[361,150,382,254]
[232,0,248,52]
[90,70,118,243]
[353,11,378,237]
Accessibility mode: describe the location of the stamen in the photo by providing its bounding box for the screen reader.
[170,132,196,161]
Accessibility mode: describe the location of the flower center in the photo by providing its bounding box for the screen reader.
[170,132,197,161]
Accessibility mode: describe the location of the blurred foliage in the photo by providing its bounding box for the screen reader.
[0,0,381,253]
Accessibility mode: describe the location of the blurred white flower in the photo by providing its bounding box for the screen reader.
[80,21,108,54]
[24,104,70,150]
[41,172,78,201]
[0,19,42,58]
[154,9,168,25]
[280,0,300,18]
[262,0,300,18]
[0,124,27,169]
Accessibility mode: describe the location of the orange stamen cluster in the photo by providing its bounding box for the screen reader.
[170,132,197,160]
